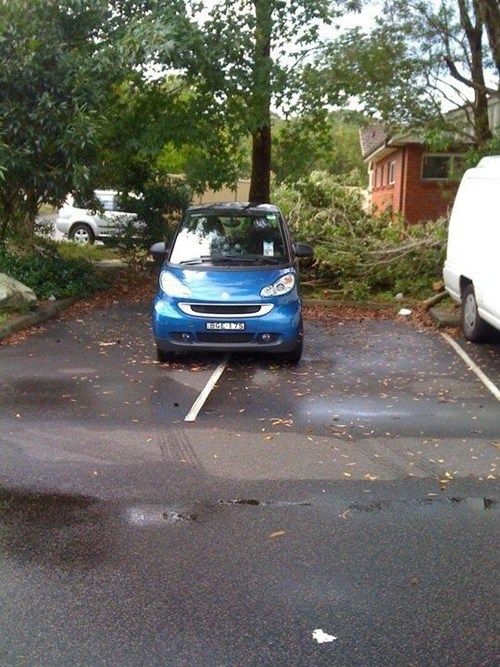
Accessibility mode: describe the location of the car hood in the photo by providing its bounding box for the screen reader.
[166,265,295,301]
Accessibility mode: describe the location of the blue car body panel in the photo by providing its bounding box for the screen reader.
[152,204,305,355]
[153,266,302,352]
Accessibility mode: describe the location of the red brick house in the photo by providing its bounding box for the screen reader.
[359,124,463,224]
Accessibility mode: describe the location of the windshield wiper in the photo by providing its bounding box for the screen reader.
[180,255,281,266]
[179,256,211,265]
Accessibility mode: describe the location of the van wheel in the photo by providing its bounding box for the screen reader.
[462,283,490,343]
[70,223,95,245]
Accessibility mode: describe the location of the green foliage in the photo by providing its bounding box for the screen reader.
[96,75,245,197]
[114,178,192,250]
[129,1,363,200]
[57,241,119,263]
[272,111,367,185]
[273,172,447,299]
[0,246,98,299]
[310,1,498,145]
[0,0,118,242]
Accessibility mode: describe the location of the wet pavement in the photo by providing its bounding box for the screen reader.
[0,302,498,666]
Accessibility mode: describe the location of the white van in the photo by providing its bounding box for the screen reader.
[443,156,500,342]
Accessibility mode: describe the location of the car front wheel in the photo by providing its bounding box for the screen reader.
[281,337,303,364]
[156,346,174,363]
[462,283,491,342]
[70,223,95,245]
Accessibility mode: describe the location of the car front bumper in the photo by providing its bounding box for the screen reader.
[153,296,302,353]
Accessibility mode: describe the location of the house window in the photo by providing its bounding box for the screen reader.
[389,161,396,184]
[422,154,463,180]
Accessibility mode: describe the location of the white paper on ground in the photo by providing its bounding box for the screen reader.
[312,629,337,644]
[397,308,412,316]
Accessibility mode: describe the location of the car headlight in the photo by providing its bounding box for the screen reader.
[159,271,191,298]
[260,272,296,297]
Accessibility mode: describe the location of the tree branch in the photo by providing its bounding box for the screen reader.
[443,56,497,95]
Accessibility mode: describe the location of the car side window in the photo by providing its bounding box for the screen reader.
[97,195,116,212]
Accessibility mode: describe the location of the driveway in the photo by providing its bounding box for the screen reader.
[0,302,498,666]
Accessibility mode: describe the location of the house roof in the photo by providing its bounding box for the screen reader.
[360,97,499,163]
[359,122,427,162]
[359,124,388,159]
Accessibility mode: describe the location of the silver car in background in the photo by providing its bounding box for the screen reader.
[56,190,143,244]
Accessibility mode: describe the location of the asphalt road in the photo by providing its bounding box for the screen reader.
[0,303,498,667]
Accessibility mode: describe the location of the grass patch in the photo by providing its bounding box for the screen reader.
[57,241,121,263]
[436,295,459,312]
[38,203,57,216]
[0,311,10,325]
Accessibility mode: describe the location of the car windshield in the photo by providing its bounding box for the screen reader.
[169,212,289,265]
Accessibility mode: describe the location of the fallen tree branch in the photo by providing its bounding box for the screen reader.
[422,290,448,310]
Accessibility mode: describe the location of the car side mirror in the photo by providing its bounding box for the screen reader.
[294,242,314,258]
[150,242,169,266]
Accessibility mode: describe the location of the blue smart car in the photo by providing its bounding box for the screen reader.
[151,203,313,363]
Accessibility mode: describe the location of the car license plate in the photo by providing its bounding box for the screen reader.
[206,322,245,331]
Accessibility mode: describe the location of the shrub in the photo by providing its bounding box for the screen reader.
[273,171,447,299]
[0,244,98,299]
[114,178,192,250]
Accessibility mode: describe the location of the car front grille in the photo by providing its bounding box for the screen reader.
[178,303,274,318]
[197,333,255,344]
[190,304,261,315]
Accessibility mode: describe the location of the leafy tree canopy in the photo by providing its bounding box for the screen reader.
[308,0,499,147]
[0,0,119,241]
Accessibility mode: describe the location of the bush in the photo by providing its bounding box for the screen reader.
[0,244,98,299]
[273,171,447,299]
[114,178,192,251]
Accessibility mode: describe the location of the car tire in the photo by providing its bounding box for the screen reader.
[156,346,174,363]
[280,335,303,364]
[70,223,95,245]
[462,283,491,343]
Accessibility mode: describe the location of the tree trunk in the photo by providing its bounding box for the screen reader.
[0,193,15,246]
[457,0,492,144]
[249,0,273,204]
[25,191,39,238]
[249,123,271,204]
[476,0,500,79]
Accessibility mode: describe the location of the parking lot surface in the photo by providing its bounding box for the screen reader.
[0,302,498,666]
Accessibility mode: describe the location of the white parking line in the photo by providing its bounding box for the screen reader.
[184,354,231,422]
[441,333,500,401]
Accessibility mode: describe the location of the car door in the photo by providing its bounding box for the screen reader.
[93,193,117,236]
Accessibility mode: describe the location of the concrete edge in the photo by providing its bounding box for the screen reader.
[428,305,461,328]
[303,298,396,310]
[0,297,78,342]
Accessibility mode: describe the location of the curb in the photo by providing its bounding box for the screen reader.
[303,298,396,310]
[0,297,78,342]
[428,306,461,327]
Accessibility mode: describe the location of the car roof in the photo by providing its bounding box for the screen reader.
[186,202,282,216]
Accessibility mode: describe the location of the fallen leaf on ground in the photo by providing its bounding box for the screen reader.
[269,530,286,539]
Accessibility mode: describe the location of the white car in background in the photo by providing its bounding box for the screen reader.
[443,156,500,342]
[56,190,143,244]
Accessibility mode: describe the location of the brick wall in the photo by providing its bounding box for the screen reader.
[402,145,457,224]
[370,150,404,216]
[370,145,459,224]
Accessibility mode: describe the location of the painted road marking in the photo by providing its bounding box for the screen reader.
[184,354,231,422]
[441,333,500,402]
